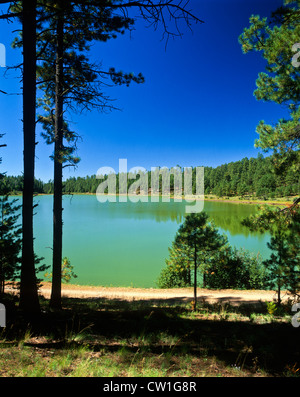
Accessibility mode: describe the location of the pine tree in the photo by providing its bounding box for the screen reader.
[19,0,41,314]
[239,0,300,175]
[0,0,46,314]
[167,212,228,310]
[242,204,300,303]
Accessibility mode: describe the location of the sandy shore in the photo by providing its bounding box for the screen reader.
[16,282,285,306]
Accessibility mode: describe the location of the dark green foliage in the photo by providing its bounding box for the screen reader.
[156,265,189,289]
[157,240,193,288]
[0,195,22,295]
[263,218,300,302]
[158,242,267,291]
[242,204,300,302]
[205,248,267,290]
[204,155,299,199]
[238,1,300,302]
[239,0,300,174]
[158,212,229,308]
[0,136,21,296]
[0,175,44,195]
[174,212,228,309]
[0,177,49,297]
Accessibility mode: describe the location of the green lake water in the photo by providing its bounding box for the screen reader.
[27,194,271,288]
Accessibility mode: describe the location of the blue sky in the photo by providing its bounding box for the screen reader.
[0,0,288,182]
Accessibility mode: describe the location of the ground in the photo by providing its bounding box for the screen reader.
[2,283,298,377]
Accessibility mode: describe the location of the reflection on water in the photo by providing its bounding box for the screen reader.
[31,195,270,287]
[203,201,266,239]
[90,195,264,237]
[93,196,187,224]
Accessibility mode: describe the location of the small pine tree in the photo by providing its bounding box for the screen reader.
[159,212,228,310]
[242,204,300,303]
[44,257,77,284]
[263,232,289,305]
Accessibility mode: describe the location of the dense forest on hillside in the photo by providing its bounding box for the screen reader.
[2,154,299,198]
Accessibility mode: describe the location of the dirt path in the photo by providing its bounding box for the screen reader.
[31,282,286,306]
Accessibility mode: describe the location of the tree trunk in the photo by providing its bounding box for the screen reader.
[277,281,281,306]
[19,0,40,314]
[193,244,197,311]
[50,11,64,310]
[277,261,282,307]
[277,243,283,307]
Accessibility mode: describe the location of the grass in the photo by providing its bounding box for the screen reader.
[0,293,299,377]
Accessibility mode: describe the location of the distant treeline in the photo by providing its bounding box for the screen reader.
[1,154,299,198]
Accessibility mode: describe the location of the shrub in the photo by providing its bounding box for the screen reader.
[157,262,190,289]
[205,248,267,290]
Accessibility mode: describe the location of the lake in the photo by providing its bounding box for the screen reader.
[30,194,271,288]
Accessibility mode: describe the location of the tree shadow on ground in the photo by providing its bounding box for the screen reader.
[2,295,299,376]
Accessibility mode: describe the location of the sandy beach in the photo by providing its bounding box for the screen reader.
[19,282,286,306]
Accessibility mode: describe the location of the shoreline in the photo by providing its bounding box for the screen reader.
[38,283,287,305]
[6,282,285,306]
[9,192,294,207]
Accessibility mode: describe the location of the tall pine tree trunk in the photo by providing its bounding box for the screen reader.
[19,0,40,314]
[50,10,64,309]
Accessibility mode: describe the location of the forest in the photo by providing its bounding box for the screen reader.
[2,153,299,198]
